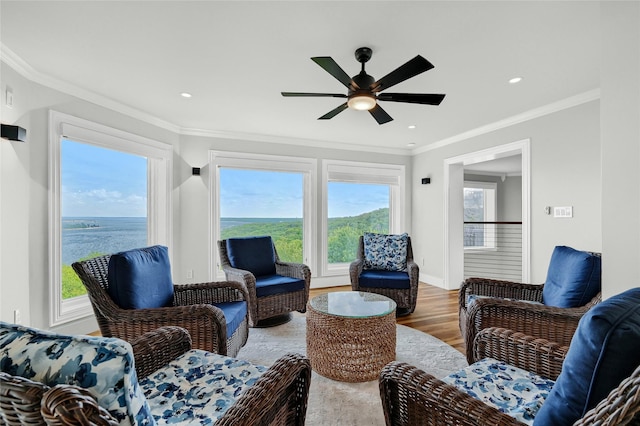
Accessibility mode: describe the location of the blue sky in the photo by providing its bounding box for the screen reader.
[221,169,389,218]
[62,140,390,218]
[62,139,147,217]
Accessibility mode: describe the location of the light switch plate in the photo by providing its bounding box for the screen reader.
[554,206,573,218]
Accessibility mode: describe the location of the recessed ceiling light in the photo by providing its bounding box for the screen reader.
[407,143,416,147]
[509,77,523,84]
[180,92,192,98]
[408,125,416,129]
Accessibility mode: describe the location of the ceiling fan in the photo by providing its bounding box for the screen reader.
[281,47,445,125]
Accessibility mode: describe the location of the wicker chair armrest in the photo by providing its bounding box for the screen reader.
[379,361,525,426]
[95,303,227,354]
[473,327,567,379]
[0,372,50,425]
[575,364,640,426]
[349,259,365,289]
[131,326,192,378]
[173,280,248,305]
[220,266,256,287]
[460,278,544,308]
[216,353,312,426]
[275,261,311,281]
[41,384,118,426]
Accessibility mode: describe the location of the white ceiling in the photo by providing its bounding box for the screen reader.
[0,1,601,153]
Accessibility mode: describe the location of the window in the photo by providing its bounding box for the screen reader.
[219,168,304,263]
[50,111,172,326]
[210,151,316,279]
[464,181,497,249]
[322,160,405,276]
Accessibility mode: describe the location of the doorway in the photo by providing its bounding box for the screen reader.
[443,139,530,290]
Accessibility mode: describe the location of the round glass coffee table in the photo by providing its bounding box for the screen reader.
[306,291,396,382]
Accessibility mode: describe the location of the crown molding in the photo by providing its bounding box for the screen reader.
[1,44,181,134]
[413,88,601,155]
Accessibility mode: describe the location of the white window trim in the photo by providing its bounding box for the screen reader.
[463,180,497,250]
[208,151,317,280]
[321,159,405,277]
[49,111,173,326]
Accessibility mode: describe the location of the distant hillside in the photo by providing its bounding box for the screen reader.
[221,207,389,263]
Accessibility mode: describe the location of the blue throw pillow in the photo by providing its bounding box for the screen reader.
[226,236,277,277]
[534,287,640,425]
[107,245,174,309]
[542,246,601,308]
[363,233,408,271]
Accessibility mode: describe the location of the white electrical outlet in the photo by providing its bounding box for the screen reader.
[553,206,573,218]
[5,86,14,108]
[186,270,194,279]
[13,309,21,324]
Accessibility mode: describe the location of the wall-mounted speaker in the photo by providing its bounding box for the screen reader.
[1,124,27,142]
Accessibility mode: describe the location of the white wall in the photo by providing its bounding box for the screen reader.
[412,100,602,287]
[600,1,640,299]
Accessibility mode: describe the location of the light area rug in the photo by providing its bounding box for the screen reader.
[236,312,468,426]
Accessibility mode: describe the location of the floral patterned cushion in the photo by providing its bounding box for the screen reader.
[363,233,408,271]
[0,322,155,426]
[139,349,267,425]
[441,358,555,425]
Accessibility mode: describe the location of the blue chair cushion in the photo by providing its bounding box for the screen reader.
[226,236,276,277]
[363,233,409,271]
[140,349,266,424]
[542,246,601,308]
[214,301,247,337]
[255,274,306,298]
[534,287,640,425]
[443,357,555,425]
[107,245,174,310]
[359,269,411,290]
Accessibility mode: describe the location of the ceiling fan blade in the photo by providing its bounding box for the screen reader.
[369,104,393,125]
[319,102,348,120]
[311,57,357,89]
[281,92,347,98]
[377,93,446,105]
[371,55,434,93]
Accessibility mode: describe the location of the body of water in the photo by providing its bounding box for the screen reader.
[62,216,296,265]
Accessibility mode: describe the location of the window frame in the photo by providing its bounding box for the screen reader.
[208,151,317,280]
[463,180,497,251]
[49,111,173,326]
[321,159,405,277]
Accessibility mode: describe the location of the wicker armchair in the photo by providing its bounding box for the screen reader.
[0,325,312,426]
[350,235,419,315]
[73,251,248,357]
[459,246,601,363]
[218,236,311,327]
[381,287,640,426]
[380,328,640,426]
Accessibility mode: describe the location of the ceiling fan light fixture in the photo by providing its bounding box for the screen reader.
[347,94,376,111]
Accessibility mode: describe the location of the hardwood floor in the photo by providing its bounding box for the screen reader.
[310,283,464,354]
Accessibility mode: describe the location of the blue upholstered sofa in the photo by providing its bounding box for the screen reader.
[0,323,311,425]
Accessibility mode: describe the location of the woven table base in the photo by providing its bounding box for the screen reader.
[306,307,396,382]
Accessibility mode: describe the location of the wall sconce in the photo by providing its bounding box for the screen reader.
[1,124,27,142]
[421,177,431,185]
[192,167,201,176]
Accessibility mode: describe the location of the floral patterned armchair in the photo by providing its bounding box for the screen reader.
[0,322,311,425]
